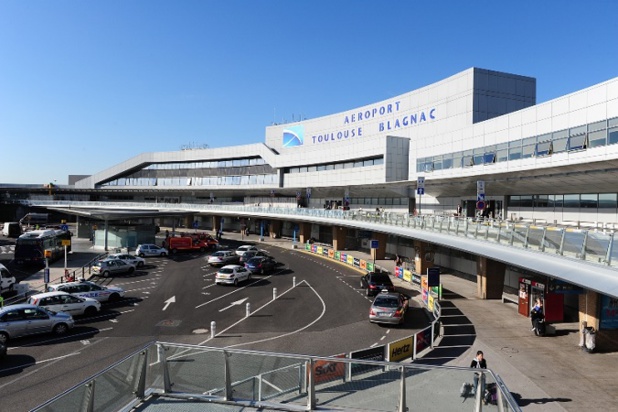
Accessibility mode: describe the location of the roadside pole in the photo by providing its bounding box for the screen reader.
[44,250,51,290]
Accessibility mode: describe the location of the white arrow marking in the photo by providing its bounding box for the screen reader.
[163,296,176,311]
[218,297,248,312]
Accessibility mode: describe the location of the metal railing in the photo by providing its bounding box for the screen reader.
[26,200,618,269]
[32,341,521,412]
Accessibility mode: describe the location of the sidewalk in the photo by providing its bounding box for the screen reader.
[222,232,617,412]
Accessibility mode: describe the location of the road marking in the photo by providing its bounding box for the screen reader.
[109,319,118,323]
[81,340,90,345]
[218,297,248,312]
[195,276,272,309]
[163,296,176,311]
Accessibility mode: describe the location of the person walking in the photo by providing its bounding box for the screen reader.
[530,298,544,333]
[470,350,487,396]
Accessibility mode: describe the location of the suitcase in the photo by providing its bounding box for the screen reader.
[534,318,546,336]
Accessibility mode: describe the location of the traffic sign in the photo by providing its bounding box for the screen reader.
[477,180,485,194]
[44,268,50,283]
[417,176,425,189]
[417,188,425,195]
[370,239,379,249]
[477,193,485,202]
[476,201,486,210]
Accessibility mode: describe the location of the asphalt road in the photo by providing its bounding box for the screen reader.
[0,238,428,411]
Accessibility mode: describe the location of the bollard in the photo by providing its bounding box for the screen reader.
[210,321,216,339]
[293,276,296,287]
[273,287,277,300]
[246,302,251,317]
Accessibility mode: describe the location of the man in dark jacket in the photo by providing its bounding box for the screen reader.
[471,351,487,395]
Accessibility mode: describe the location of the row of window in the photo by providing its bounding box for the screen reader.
[418,117,618,172]
[287,157,384,174]
[509,193,618,209]
[144,157,267,170]
[101,174,278,187]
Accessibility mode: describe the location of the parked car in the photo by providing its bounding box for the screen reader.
[239,250,269,263]
[245,256,277,274]
[47,280,125,302]
[135,244,168,257]
[207,250,240,267]
[235,245,259,256]
[215,265,252,286]
[369,290,409,325]
[0,304,75,344]
[0,342,6,360]
[92,259,136,277]
[28,291,101,317]
[0,263,16,293]
[107,253,146,268]
[360,272,396,296]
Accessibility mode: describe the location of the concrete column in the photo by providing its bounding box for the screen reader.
[184,214,195,229]
[413,240,435,275]
[332,226,347,250]
[298,223,311,244]
[370,232,388,260]
[269,221,282,238]
[212,216,223,234]
[578,291,618,351]
[476,256,506,299]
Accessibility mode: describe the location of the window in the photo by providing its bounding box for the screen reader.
[563,194,579,208]
[374,157,384,165]
[580,194,598,209]
[483,153,496,164]
[568,134,587,151]
[608,127,618,145]
[588,130,607,148]
[552,137,569,153]
[433,156,443,171]
[599,193,617,209]
[589,120,607,132]
[508,146,522,160]
[536,141,552,156]
[534,195,550,208]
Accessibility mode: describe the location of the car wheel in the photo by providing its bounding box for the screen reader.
[0,332,8,344]
[160,252,167,257]
[234,279,239,286]
[137,262,144,268]
[102,271,111,278]
[109,293,120,302]
[53,323,69,336]
[247,273,252,281]
[171,249,177,254]
[138,253,145,257]
[84,306,98,317]
[199,247,205,253]
[8,283,14,292]
[128,267,135,274]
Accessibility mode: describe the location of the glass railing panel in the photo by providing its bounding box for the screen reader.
[163,345,226,395]
[541,227,563,254]
[583,232,612,265]
[525,226,545,251]
[33,384,90,412]
[562,229,586,259]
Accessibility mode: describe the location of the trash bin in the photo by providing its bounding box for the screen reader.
[582,326,596,353]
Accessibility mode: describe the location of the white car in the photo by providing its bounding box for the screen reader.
[235,245,259,256]
[136,244,168,257]
[207,250,240,267]
[215,265,252,286]
[107,253,146,268]
[47,280,125,302]
[28,291,101,317]
[0,263,16,292]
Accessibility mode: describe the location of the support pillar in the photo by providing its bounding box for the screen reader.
[476,256,506,299]
[269,221,282,238]
[184,214,195,230]
[413,240,434,275]
[298,223,311,244]
[370,232,388,260]
[332,226,347,250]
[212,216,223,234]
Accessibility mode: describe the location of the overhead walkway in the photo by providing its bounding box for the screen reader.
[27,200,618,299]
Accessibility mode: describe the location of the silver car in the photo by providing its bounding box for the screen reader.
[369,290,409,325]
[107,253,146,268]
[136,244,168,257]
[0,304,75,344]
[92,259,136,277]
[47,280,125,302]
[207,250,240,267]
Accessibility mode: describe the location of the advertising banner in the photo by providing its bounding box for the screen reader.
[347,255,354,265]
[395,266,403,278]
[412,272,421,285]
[421,276,428,305]
[353,257,360,268]
[366,262,374,272]
[340,252,347,262]
[360,260,367,270]
[328,249,335,258]
[403,270,412,283]
[600,295,618,330]
[415,328,432,354]
[388,336,414,362]
[312,354,346,384]
[335,251,341,261]
[349,346,385,375]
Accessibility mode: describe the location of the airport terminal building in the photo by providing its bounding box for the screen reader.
[4,67,618,348]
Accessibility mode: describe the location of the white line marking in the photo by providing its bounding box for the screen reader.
[195,276,272,309]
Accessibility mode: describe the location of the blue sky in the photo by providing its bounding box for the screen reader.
[1,1,617,184]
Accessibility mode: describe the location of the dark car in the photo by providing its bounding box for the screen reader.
[245,256,277,274]
[360,272,395,296]
[239,250,269,264]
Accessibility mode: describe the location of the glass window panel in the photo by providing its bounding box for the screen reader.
[568,134,587,151]
[520,195,533,207]
[551,195,563,208]
[609,117,618,128]
[496,142,508,150]
[522,144,535,158]
[608,127,618,145]
[308,166,317,172]
[461,155,472,167]
[362,159,372,167]
[563,194,579,208]
[451,152,463,168]
[496,149,508,162]
[443,157,453,169]
[580,194,598,209]
[374,157,384,165]
[484,153,495,164]
[299,166,308,172]
[326,164,334,170]
[335,163,343,170]
[588,130,607,148]
[570,125,587,136]
[354,160,364,168]
[424,162,434,172]
[589,120,607,132]
[508,140,522,149]
[534,195,549,208]
[553,129,569,140]
[317,165,326,171]
[433,156,443,171]
[536,141,552,156]
[343,162,353,169]
[385,198,393,205]
[523,137,536,146]
[473,153,484,165]
[599,193,617,209]
[553,137,568,153]
[256,175,264,184]
[508,147,522,160]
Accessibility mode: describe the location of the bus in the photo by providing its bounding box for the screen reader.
[19,213,49,227]
[14,229,72,265]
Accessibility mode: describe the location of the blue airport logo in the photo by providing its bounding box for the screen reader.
[282,125,304,147]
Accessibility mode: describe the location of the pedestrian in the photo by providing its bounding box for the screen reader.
[530,298,544,331]
[470,350,487,396]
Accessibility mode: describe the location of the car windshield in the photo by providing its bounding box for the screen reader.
[219,268,234,274]
[373,297,399,308]
[247,257,262,264]
[371,275,392,284]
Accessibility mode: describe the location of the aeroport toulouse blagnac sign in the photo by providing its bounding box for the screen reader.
[282,99,436,147]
